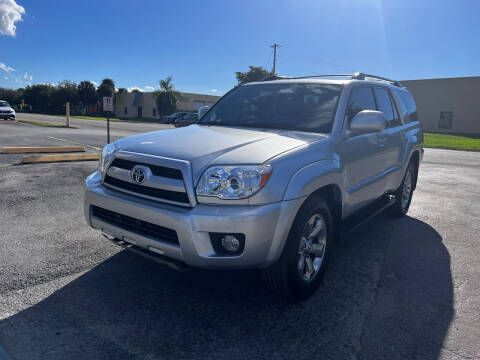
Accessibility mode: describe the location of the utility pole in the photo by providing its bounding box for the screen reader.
[271,43,281,75]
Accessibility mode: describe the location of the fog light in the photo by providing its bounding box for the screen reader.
[209,232,245,256]
[221,235,240,252]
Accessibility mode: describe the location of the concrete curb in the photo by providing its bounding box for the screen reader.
[2,146,86,154]
[0,120,17,123]
[21,153,100,164]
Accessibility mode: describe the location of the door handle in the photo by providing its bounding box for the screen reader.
[378,135,387,147]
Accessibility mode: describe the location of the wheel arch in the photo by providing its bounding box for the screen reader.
[409,150,421,190]
[282,159,345,243]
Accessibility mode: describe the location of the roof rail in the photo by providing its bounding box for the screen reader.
[351,72,402,87]
[292,74,353,80]
[257,75,291,82]
[257,73,402,87]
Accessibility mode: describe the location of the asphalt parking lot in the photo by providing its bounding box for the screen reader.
[0,118,479,360]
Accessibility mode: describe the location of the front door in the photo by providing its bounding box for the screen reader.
[339,86,386,215]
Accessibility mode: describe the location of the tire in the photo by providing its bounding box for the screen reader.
[388,161,416,217]
[261,196,334,301]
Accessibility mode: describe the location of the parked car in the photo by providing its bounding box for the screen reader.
[85,73,423,300]
[174,112,198,127]
[0,100,15,120]
[163,112,188,124]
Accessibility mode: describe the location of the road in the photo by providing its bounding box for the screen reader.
[0,119,479,359]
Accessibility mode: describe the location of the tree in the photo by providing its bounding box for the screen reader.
[0,87,23,106]
[97,78,115,99]
[155,76,179,116]
[23,84,55,113]
[117,88,127,93]
[51,81,79,112]
[78,81,97,107]
[235,66,272,85]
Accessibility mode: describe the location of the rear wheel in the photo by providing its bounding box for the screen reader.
[388,161,416,217]
[261,196,334,301]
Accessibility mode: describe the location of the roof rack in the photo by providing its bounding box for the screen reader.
[351,72,402,87]
[258,72,402,87]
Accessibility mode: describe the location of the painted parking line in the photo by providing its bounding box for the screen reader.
[47,136,102,151]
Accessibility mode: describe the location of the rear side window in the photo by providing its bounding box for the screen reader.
[374,87,401,128]
[393,89,418,123]
[346,87,376,122]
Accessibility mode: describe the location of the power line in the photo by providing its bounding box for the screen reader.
[309,56,354,72]
[264,50,272,72]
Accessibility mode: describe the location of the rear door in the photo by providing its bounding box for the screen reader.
[373,86,404,191]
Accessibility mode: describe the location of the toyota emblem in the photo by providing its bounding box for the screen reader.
[131,166,147,184]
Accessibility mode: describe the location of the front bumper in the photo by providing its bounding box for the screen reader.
[0,114,15,120]
[84,171,304,269]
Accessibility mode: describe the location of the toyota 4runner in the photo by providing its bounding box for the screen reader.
[84,73,423,300]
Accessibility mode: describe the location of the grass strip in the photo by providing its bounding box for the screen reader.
[424,132,480,151]
[19,120,70,128]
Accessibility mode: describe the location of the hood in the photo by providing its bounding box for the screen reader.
[0,106,13,111]
[115,124,327,176]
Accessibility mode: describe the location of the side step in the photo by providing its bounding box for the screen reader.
[103,234,191,272]
[341,195,396,236]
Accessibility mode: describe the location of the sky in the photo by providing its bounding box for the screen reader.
[0,0,479,95]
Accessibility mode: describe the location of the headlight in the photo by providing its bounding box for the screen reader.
[196,165,272,199]
[98,143,115,177]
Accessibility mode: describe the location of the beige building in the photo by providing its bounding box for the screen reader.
[402,76,480,135]
[115,91,220,119]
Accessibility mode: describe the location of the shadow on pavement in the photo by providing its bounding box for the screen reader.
[0,216,453,360]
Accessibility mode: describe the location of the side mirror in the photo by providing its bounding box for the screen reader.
[349,110,386,135]
[198,106,209,119]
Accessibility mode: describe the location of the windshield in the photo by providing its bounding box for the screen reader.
[199,83,342,133]
[0,101,10,107]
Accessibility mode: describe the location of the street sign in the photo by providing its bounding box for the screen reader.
[103,96,113,112]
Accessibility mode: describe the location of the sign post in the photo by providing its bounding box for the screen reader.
[66,102,70,128]
[103,96,114,143]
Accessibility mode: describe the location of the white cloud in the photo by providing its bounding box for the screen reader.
[0,0,25,36]
[4,76,8,80]
[144,85,155,91]
[211,89,217,92]
[29,74,32,81]
[23,71,27,79]
[0,62,14,72]
[91,81,97,86]
[128,86,143,92]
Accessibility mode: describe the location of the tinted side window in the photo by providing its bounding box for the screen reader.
[374,87,401,128]
[346,87,376,122]
[401,91,418,123]
[393,89,418,123]
[391,93,401,125]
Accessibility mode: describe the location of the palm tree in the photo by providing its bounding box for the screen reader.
[155,76,180,116]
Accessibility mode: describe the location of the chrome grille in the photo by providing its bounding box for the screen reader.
[103,156,192,207]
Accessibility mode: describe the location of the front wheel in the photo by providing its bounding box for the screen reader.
[261,196,334,301]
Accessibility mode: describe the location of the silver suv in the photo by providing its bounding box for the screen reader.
[85,73,423,300]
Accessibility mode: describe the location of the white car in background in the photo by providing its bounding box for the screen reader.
[0,100,15,120]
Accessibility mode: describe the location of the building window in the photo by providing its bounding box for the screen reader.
[439,111,453,129]
[124,107,127,115]
[153,108,156,117]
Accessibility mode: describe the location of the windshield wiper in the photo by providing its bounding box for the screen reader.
[200,122,292,131]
